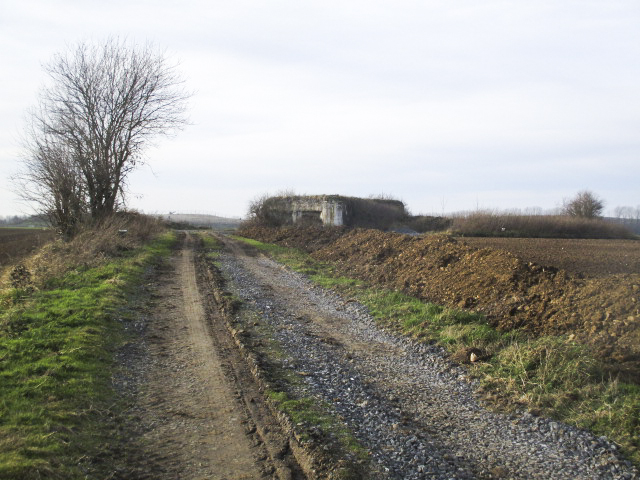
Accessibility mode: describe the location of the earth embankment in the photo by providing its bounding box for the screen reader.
[239,226,640,381]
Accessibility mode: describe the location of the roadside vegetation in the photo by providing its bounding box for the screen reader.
[0,214,174,479]
[235,236,639,467]
[444,191,636,238]
[2,36,189,478]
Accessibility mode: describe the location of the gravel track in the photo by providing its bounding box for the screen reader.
[217,235,638,480]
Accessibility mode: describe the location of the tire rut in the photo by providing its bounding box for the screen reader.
[122,232,305,479]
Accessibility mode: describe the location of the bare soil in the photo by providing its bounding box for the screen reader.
[458,237,640,278]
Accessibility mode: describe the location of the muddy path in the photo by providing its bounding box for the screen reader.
[213,234,638,480]
[118,232,305,479]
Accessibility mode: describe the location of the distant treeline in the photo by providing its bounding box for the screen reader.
[0,215,49,227]
[607,216,640,235]
[156,213,243,230]
[408,211,638,239]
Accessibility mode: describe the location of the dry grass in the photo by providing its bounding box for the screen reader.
[0,212,166,296]
[450,211,636,239]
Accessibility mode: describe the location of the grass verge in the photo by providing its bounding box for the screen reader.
[197,232,223,261]
[0,231,176,479]
[235,235,640,467]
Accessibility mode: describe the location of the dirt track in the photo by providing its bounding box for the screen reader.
[118,232,304,479]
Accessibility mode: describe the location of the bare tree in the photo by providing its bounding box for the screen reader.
[16,116,87,236]
[614,206,635,223]
[562,190,605,219]
[16,38,189,233]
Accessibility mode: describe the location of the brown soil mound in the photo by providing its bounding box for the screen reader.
[314,230,640,378]
[313,230,582,333]
[240,227,640,380]
[238,225,348,252]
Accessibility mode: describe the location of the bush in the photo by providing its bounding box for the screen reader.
[405,215,452,233]
[1,212,167,294]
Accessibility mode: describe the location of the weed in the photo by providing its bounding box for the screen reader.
[195,231,224,261]
[266,389,367,460]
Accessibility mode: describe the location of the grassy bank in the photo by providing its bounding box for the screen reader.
[0,230,176,479]
[236,236,639,467]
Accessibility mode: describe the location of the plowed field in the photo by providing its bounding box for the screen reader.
[0,228,55,268]
[459,237,640,278]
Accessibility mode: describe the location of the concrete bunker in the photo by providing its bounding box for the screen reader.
[260,195,406,229]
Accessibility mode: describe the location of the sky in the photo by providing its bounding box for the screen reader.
[1,1,639,219]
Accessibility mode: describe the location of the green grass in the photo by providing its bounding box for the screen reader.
[0,231,176,479]
[235,235,640,466]
[232,236,319,274]
[197,232,224,260]
[480,337,640,459]
[266,389,366,458]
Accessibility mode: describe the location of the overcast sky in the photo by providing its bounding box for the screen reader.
[1,1,639,218]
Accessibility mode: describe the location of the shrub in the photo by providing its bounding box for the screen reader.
[1,212,166,294]
[405,215,452,233]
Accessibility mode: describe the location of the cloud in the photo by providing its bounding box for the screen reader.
[1,1,639,218]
